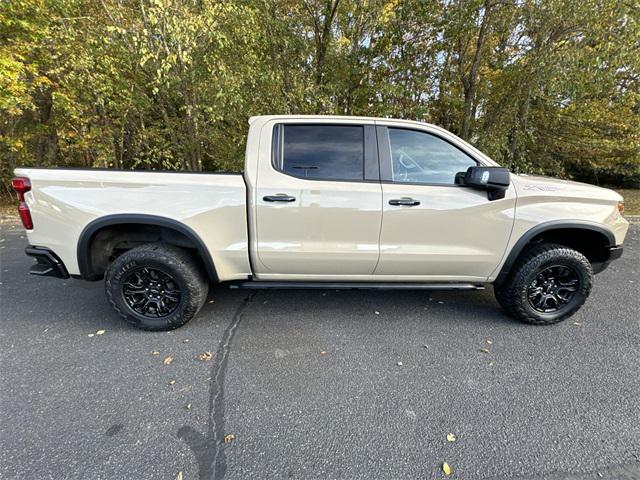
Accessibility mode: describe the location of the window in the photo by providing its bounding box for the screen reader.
[275,125,365,181]
[388,128,476,185]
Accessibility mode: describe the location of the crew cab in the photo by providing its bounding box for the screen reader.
[13,115,628,330]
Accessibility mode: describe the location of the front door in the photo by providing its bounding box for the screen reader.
[255,122,382,277]
[374,125,516,281]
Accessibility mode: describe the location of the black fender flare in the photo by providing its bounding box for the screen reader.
[77,214,219,282]
[493,220,616,285]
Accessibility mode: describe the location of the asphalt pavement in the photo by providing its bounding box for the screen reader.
[1,221,639,480]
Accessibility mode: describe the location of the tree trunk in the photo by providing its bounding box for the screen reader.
[460,0,494,140]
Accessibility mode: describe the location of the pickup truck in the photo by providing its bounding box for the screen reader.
[13,115,628,330]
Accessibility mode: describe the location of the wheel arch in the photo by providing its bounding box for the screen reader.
[494,220,615,285]
[77,214,219,283]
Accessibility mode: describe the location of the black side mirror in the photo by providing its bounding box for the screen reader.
[463,166,510,200]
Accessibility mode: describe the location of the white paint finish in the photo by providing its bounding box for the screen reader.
[254,180,383,274]
[376,184,516,278]
[486,174,629,280]
[14,168,251,280]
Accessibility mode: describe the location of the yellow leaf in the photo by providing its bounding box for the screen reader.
[223,434,235,443]
[479,348,490,354]
[198,352,213,361]
[447,433,456,442]
[442,461,452,476]
[163,355,173,365]
[96,330,105,335]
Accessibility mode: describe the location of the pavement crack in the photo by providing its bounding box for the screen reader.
[178,293,255,480]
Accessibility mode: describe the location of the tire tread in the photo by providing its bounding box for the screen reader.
[105,243,208,331]
[494,243,593,325]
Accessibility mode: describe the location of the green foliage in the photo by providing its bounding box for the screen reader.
[1,0,639,196]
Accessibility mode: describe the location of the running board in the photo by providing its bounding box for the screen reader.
[229,281,485,291]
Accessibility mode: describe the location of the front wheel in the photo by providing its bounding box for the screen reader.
[494,243,593,325]
[105,243,209,331]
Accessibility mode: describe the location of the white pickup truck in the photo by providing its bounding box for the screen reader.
[13,115,628,330]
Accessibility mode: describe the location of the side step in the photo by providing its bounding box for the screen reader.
[230,281,485,291]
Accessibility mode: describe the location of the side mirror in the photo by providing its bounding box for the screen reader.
[463,166,510,200]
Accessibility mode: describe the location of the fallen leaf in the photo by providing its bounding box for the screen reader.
[223,434,235,443]
[87,333,95,338]
[176,471,183,480]
[169,380,176,385]
[163,355,173,365]
[374,311,380,315]
[320,351,328,356]
[96,330,105,335]
[486,339,493,345]
[479,348,490,354]
[573,322,582,326]
[183,339,190,343]
[447,433,456,442]
[442,462,452,476]
[422,344,428,349]
[152,351,160,355]
[186,403,192,410]
[198,352,213,362]
[489,361,495,367]
[208,300,215,304]
[397,361,403,366]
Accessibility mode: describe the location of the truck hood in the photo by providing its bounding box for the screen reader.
[511,174,622,202]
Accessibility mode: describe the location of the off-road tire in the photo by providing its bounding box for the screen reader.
[494,243,593,325]
[105,243,208,331]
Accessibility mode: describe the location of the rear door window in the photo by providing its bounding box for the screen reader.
[275,125,365,181]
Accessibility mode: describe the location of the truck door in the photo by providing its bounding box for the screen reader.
[254,121,382,277]
[374,124,516,281]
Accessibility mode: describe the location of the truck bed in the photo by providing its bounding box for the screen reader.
[15,168,252,281]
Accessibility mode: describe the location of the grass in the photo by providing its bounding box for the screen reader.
[615,189,640,216]
[0,200,17,223]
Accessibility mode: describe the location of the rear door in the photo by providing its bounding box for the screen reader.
[374,124,516,281]
[254,120,382,277]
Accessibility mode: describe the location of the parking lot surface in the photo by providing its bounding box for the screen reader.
[1,221,639,480]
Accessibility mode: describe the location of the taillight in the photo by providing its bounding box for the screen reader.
[11,177,33,229]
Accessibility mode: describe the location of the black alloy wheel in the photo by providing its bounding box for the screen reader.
[121,266,182,318]
[527,264,581,313]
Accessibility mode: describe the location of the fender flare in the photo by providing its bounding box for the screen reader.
[77,214,219,282]
[493,220,615,285]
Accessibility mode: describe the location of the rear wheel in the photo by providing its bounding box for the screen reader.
[494,243,593,325]
[105,243,208,331]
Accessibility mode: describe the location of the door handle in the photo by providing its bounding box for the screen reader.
[389,197,420,206]
[263,194,296,202]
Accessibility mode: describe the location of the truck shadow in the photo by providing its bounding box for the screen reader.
[206,284,516,328]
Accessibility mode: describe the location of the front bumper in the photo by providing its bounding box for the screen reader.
[25,246,70,279]
[592,245,624,274]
